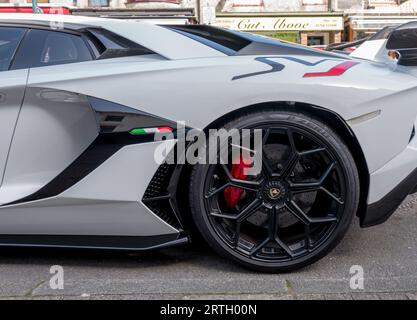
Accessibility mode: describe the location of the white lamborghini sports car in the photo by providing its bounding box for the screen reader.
[0,14,416,272]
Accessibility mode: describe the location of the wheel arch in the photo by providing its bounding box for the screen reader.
[172,101,370,234]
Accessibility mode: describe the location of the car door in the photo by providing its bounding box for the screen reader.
[0,28,98,204]
[0,27,28,197]
[0,26,179,238]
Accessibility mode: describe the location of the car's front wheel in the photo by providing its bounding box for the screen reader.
[189,110,360,272]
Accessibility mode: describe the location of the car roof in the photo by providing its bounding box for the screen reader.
[0,13,225,60]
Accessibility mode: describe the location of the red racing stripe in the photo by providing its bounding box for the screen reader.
[303,61,359,78]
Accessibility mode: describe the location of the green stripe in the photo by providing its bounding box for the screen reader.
[129,128,147,135]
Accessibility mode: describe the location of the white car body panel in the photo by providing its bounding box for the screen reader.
[0,141,178,236]
[350,39,393,63]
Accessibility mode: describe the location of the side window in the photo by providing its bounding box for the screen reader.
[12,29,92,70]
[0,27,26,71]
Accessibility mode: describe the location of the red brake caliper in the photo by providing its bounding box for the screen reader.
[223,156,252,209]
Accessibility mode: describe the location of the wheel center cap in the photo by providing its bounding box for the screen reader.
[261,180,287,208]
[269,187,281,199]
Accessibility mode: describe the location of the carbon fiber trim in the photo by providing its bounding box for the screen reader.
[142,163,183,230]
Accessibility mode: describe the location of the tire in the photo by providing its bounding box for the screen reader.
[189,110,360,272]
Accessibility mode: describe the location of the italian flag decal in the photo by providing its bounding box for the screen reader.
[129,127,173,135]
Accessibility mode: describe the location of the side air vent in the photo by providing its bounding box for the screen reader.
[87,96,176,134]
[85,28,155,60]
[105,115,124,122]
[142,164,183,230]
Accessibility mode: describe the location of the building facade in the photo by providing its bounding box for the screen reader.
[7,0,196,10]
[343,0,417,41]
[204,0,343,45]
[0,0,197,23]
[208,0,417,44]
[1,0,417,43]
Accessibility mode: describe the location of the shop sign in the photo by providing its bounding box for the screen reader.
[214,16,344,31]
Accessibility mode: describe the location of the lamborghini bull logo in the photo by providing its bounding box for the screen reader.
[153,121,263,176]
[269,188,281,199]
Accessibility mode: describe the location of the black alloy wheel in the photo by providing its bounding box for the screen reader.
[189,110,360,272]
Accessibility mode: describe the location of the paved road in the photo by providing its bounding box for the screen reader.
[1,195,417,300]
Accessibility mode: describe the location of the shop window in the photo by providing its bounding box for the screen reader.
[232,0,264,6]
[126,0,180,3]
[307,36,324,46]
[89,0,110,6]
[336,0,362,10]
[302,0,326,4]
[261,32,300,43]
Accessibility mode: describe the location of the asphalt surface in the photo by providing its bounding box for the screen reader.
[1,195,417,300]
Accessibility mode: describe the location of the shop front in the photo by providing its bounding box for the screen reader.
[213,12,344,45]
[346,14,417,41]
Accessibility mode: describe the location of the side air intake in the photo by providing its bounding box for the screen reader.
[142,164,183,230]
